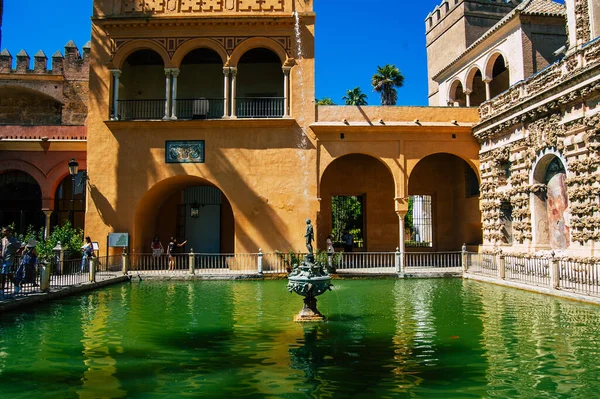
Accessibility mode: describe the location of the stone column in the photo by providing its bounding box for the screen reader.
[396,211,406,272]
[170,68,179,120]
[110,69,121,120]
[464,89,472,107]
[223,67,230,118]
[230,67,238,119]
[163,68,172,120]
[282,66,292,118]
[43,210,52,239]
[484,78,492,101]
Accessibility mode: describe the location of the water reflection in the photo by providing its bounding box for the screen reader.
[0,280,600,397]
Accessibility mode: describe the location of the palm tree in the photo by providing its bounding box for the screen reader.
[372,64,404,105]
[316,97,336,105]
[342,87,368,106]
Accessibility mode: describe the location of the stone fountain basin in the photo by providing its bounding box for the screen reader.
[287,275,332,297]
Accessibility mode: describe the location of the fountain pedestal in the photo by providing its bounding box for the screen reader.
[287,254,332,322]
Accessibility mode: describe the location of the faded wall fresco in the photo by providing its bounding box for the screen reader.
[545,160,570,250]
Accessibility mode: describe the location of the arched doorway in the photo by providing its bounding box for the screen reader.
[0,171,44,233]
[531,154,570,249]
[135,177,234,254]
[319,154,397,252]
[408,153,481,251]
[466,68,486,106]
[52,172,87,231]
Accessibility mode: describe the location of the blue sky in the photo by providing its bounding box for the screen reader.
[2,0,450,106]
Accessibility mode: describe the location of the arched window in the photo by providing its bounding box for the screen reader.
[52,172,86,231]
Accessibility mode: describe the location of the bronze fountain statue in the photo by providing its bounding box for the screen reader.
[287,219,333,322]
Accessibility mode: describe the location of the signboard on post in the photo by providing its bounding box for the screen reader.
[108,233,129,247]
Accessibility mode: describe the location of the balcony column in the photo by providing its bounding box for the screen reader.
[396,211,407,271]
[163,68,172,120]
[110,69,121,120]
[170,68,180,120]
[282,66,292,118]
[223,67,230,118]
[230,67,238,119]
[43,210,53,239]
[484,78,492,101]
[464,88,472,107]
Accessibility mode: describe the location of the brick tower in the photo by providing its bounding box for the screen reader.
[425,0,520,105]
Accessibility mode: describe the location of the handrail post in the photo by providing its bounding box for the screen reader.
[497,251,505,280]
[189,249,195,275]
[461,243,468,273]
[395,247,401,274]
[89,257,96,283]
[39,261,50,292]
[122,248,129,275]
[53,241,64,275]
[258,249,263,276]
[550,251,559,289]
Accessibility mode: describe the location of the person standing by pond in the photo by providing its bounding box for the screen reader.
[1,227,21,292]
[81,236,93,273]
[14,239,38,293]
[167,237,187,271]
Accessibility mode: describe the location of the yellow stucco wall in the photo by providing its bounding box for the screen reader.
[86,0,481,254]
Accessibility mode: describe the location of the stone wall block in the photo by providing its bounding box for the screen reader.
[51,51,64,75]
[33,50,47,73]
[0,49,11,72]
[15,49,29,73]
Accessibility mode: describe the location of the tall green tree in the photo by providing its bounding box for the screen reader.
[342,87,368,106]
[372,64,404,105]
[316,97,336,105]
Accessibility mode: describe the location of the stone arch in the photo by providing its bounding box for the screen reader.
[0,85,64,125]
[133,175,235,253]
[171,38,229,68]
[47,158,87,199]
[448,79,466,106]
[319,153,398,252]
[0,159,46,193]
[112,39,172,69]
[464,66,482,92]
[228,37,289,67]
[407,151,480,183]
[530,149,571,249]
[484,51,509,80]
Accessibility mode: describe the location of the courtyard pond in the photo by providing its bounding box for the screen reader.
[1,279,600,398]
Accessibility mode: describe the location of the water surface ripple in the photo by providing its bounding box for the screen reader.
[1,279,600,398]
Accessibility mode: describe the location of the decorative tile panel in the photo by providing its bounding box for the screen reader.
[166,140,205,163]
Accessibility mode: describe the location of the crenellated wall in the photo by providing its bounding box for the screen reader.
[0,41,90,126]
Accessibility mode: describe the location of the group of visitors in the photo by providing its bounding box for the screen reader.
[151,235,187,270]
[0,226,38,295]
[325,232,355,254]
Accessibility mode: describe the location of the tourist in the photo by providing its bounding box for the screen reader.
[167,237,187,271]
[326,235,335,254]
[1,227,21,291]
[344,231,354,253]
[151,236,164,258]
[14,239,38,293]
[81,236,94,273]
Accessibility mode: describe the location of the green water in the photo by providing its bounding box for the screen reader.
[1,279,600,398]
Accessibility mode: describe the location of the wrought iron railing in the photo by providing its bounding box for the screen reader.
[116,99,166,120]
[175,98,225,119]
[236,97,285,118]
